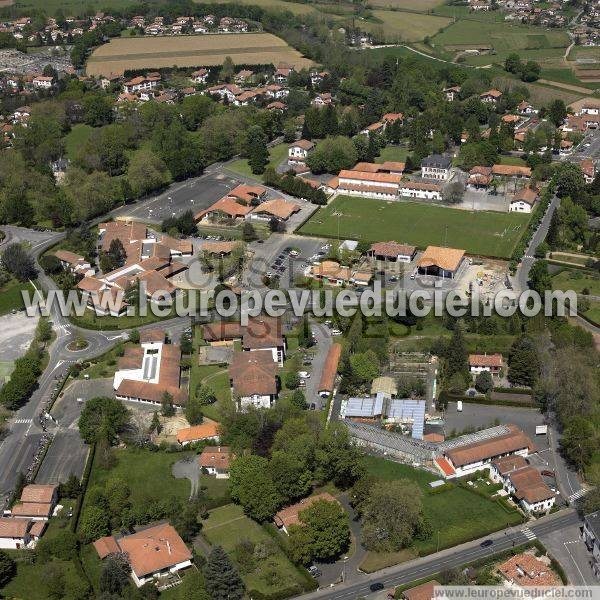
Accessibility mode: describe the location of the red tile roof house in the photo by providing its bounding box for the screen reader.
[198,446,233,478]
[53,250,95,277]
[368,241,416,272]
[9,484,58,521]
[437,425,537,478]
[468,353,503,375]
[242,316,287,366]
[94,523,192,588]
[505,466,556,514]
[318,343,342,398]
[274,492,339,534]
[288,139,315,164]
[229,350,279,409]
[0,518,38,549]
[113,329,187,407]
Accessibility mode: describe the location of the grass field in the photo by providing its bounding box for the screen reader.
[361,456,523,569]
[376,145,409,163]
[227,143,289,181]
[297,196,530,258]
[65,124,93,161]
[86,33,313,77]
[15,0,137,15]
[83,448,192,515]
[581,299,600,326]
[552,268,600,296]
[362,10,451,42]
[369,0,444,10]
[0,278,34,316]
[202,503,310,596]
[207,0,317,15]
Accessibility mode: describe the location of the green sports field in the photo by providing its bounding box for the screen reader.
[297,196,530,258]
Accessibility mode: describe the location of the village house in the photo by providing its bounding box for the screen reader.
[517,100,536,115]
[190,68,209,84]
[401,580,441,600]
[274,493,340,534]
[435,425,536,478]
[510,187,538,213]
[53,250,95,277]
[581,159,596,184]
[421,155,451,180]
[491,164,532,179]
[480,89,503,104]
[113,329,187,407]
[502,462,556,514]
[498,553,561,587]
[0,519,46,549]
[360,121,385,136]
[417,246,465,279]
[443,86,461,102]
[399,181,443,201]
[176,422,220,446]
[194,196,254,223]
[273,66,293,84]
[8,484,58,521]
[288,139,314,165]
[469,353,503,375]
[312,92,333,107]
[368,241,417,272]
[308,260,372,288]
[248,198,301,222]
[330,169,402,200]
[199,446,232,478]
[468,166,493,189]
[229,350,279,409]
[242,316,287,365]
[123,74,160,94]
[94,523,192,588]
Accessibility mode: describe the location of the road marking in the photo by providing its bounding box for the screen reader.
[12,418,32,424]
[569,489,587,503]
[521,527,536,541]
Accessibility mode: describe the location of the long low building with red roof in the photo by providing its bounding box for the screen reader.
[318,343,342,398]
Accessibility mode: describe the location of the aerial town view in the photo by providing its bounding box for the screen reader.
[0,0,598,597]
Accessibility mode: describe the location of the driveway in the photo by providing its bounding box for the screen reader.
[172,455,200,499]
[303,321,333,411]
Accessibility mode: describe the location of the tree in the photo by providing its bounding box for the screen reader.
[290,388,307,410]
[446,323,469,379]
[269,451,312,503]
[78,396,130,445]
[219,56,235,82]
[504,53,522,74]
[1,243,37,281]
[229,455,282,522]
[288,499,350,563]
[245,125,269,175]
[306,136,358,174]
[149,411,162,435]
[528,260,551,297]
[127,148,171,198]
[360,480,423,552]
[507,336,539,387]
[204,545,245,600]
[547,99,567,127]
[78,505,110,544]
[0,551,16,587]
[99,553,130,595]
[553,162,585,200]
[161,391,175,417]
[185,395,204,426]
[475,370,494,394]
[242,222,258,242]
[561,416,597,472]
[284,370,300,389]
[83,93,113,127]
[444,181,465,204]
[350,350,380,383]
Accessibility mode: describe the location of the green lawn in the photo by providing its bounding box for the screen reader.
[298,196,530,258]
[15,0,137,16]
[0,279,36,316]
[361,456,523,567]
[227,143,289,181]
[1,555,87,600]
[376,145,409,164]
[498,155,527,166]
[64,124,94,161]
[581,299,600,326]
[83,447,192,514]
[362,10,452,43]
[552,269,600,296]
[78,342,131,380]
[201,503,310,597]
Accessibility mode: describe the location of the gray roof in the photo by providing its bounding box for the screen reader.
[421,154,451,169]
[585,511,600,541]
[345,392,385,418]
[387,399,425,439]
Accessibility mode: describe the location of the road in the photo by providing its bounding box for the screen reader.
[301,511,582,599]
[515,195,560,292]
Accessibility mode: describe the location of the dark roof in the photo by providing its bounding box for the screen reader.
[421,154,451,169]
[585,511,600,541]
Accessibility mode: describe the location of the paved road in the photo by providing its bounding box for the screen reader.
[515,195,560,292]
[304,321,333,411]
[300,511,581,599]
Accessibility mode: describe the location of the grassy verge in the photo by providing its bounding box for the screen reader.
[0,279,36,316]
[226,143,289,181]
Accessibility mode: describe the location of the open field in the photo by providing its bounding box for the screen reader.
[227,142,289,181]
[490,75,584,105]
[15,0,138,15]
[86,33,313,77]
[552,268,600,296]
[361,456,523,570]
[198,0,317,15]
[582,299,600,327]
[369,0,443,10]
[65,124,93,161]
[362,10,452,42]
[202,503,312,596]
[297,196,530,258]
[0,279,34,316]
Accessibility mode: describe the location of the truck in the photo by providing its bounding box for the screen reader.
[535,425,548,435]
[457,400,463,412]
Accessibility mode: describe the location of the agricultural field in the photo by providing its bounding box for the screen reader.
[201,503,312,597]
[490,75,584,106]
[369,0,444,11]
[15,0,138,15]
[203,0,317,15]
[362,10,452,43]
[86,32,313,77]
[297,195,530,258]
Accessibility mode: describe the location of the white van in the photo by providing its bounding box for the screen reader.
[457,401,463,412]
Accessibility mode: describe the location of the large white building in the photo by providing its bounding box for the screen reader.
[331,169,402,200]
[420,155,451,181]
[399,181,443,201]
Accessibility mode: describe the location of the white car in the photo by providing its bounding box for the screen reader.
[299,371,311,379]
[331,329,342,336]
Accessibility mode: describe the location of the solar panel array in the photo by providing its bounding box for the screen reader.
[142,354,158,381]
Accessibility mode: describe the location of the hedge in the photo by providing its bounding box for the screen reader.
[439,390,537,408]
[511,186,553,264]
[71,443,96,533]
[492,386,532,395]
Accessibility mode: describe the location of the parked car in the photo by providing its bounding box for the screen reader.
[331,329,342,336]
[298,371,311,379]
[308,565,321,578]
[480,539,493,548]
[370,583,385,592]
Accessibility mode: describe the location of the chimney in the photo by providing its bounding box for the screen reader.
[166,540,171,555]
